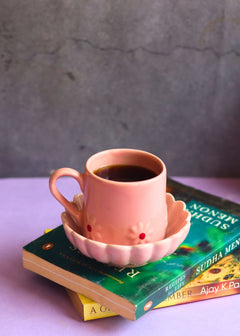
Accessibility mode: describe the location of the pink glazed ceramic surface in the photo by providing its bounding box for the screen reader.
[61,193,191,267]
[49,149,168,245]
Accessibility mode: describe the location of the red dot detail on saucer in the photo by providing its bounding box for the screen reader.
[139,233,146,240]
[87,225,92,232]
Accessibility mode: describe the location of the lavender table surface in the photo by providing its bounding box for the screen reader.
[1,177,240,336]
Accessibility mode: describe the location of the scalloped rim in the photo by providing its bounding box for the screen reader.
[62,193,191,267]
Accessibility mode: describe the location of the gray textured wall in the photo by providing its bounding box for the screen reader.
[1,1,240,177]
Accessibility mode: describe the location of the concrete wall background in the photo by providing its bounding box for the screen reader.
[1,0,240,177]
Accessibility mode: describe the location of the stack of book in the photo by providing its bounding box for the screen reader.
[22,179,240,321]
[67,249,240,321]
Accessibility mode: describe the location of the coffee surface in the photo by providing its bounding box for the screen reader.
[94,164,157,182]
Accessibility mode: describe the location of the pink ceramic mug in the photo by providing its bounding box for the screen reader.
[49,148,168,245]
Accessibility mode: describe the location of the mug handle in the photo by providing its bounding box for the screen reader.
[49,168,84,223]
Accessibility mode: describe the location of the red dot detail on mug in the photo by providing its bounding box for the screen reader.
[87,225,92,232]
[139,233,146,240]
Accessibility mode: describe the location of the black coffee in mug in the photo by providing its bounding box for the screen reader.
[93,164,158,182]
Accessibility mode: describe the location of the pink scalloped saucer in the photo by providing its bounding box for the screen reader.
[61,193,191,267]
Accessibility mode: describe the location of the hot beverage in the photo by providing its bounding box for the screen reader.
[49,148,167,245]
[94,164,158,182]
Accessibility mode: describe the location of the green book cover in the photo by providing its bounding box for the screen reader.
[66,248,240,321]
[23,178,240,321]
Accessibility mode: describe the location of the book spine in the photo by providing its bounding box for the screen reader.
[135,232,240,319]
[76,277,240,321]
[82,298,117,321]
